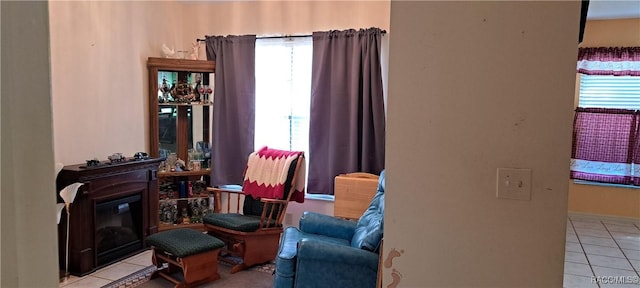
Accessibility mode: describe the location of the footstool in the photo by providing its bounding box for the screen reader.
[146,228,225,288]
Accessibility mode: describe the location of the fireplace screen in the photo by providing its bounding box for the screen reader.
[95,194,143,266]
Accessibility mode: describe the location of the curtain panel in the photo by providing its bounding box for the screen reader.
[577,47,640,76]
[570,108,638,185]
[308,28,386,195]
[205,35,256,186]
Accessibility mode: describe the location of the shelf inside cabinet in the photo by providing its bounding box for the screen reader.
[158,102,213,107]
[159,169,211,178]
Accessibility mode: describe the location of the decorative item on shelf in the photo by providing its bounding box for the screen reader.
[58,182,84,281]
[177,50,189,59]
[206,85,212,99]
[107,153,125,163]
[179,181,187,198]
[170,79,195,103]
[86,159,101,167]
[188,148,205,171]
[193,73,203,101]
[158,76,173,103]
[201,85,213,103]
[159,182,178,199]
[174,159,186,171]
[133,151,149,160]
[166,153,177,170]
[161,44,175,58]
[159,149,169,160]
[193,180,207,196]
[189,42,200,60]
[159,161,167,172]
[189,198,207,223]
[159,200,178,224]
[190,160,201,171]
[181,207,190,224]
[195,141,211,169]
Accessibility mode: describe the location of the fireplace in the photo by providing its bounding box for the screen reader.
[95,194,143,266]
[57,158,162,276]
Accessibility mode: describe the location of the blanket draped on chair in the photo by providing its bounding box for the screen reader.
[243,147,305,203]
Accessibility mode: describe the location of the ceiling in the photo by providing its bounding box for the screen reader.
[587,0,640,20]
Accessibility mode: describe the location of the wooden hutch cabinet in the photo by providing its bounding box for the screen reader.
[147,57,217,232]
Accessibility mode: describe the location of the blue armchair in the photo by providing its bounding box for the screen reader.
[274,170,385,288]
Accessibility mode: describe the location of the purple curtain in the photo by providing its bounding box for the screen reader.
[570,108,637,184]
[308,28,386,195]
[205,35,256,186]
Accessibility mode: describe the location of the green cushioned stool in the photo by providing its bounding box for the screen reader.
[146,228,224,288]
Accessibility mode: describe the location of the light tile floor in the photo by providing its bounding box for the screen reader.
[564,213,640,288]
[59,214,640,288]
[59,249,153,288]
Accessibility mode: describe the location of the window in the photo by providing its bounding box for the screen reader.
[254,37,312,155]
[572,75,640,186]
[571,47,640,186]
[578,75,640,109]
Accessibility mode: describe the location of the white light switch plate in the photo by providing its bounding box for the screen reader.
[496,168,532,201]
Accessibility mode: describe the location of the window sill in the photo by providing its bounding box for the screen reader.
[572,180,640,189]
[304,194,335,202]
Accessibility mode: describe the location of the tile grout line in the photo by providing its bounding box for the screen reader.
[632,221,640,275]
[569,216,601,288]
[600,220,640,277]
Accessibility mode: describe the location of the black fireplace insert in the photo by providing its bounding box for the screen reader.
[95,194,143,266]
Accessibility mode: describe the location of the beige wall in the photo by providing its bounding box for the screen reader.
[1,2,59,287]
[385,1,579,286]
[49,1,185,166]
[579,18,640,47]
[569,18,640,218]
[183,1,390,40]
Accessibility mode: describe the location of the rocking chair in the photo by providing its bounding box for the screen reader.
[203,147,305,273]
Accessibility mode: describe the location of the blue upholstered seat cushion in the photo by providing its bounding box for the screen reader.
[203,213,278,232]
[276,227,351,276]
[146,228,224,258]
[350,170,385,252]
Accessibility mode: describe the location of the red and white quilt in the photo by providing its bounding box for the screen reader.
[242,146,305,203]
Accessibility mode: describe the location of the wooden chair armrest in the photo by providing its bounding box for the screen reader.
[260,198,287,204]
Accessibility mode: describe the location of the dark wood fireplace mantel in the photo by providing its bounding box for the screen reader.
[57,158,162,276]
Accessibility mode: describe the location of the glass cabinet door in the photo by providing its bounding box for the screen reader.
[153,67,214,164]
[157,103,212,166]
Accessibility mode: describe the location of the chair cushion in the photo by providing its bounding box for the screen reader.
[203,213,278,232]
[276,227,351,276]
[146,228,224,258]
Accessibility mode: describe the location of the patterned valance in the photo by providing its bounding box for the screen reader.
[577,47,640,76]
